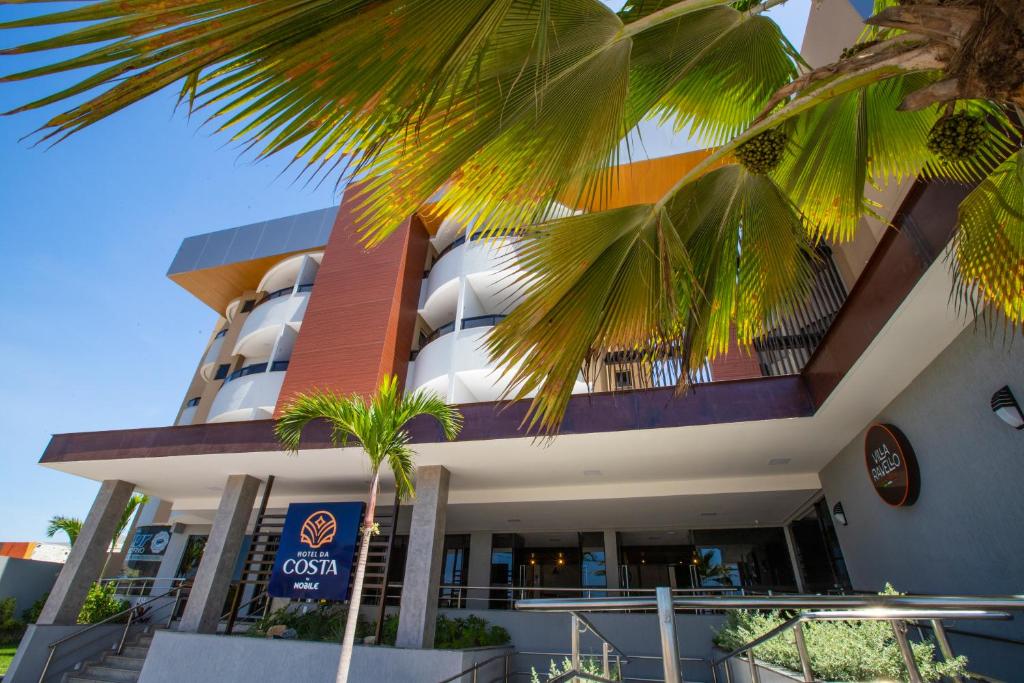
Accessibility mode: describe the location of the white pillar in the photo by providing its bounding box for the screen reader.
[397,466,450,648]
[179,474,260,633]
[38,480,136,624]
[783,524,807,593]
[466,532,493,609]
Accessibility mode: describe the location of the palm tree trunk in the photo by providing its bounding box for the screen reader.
[336,468,381,683]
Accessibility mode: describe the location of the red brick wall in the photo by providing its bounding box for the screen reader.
[275,197,429,413]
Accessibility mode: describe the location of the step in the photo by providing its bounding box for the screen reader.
[65,674,138,683]
[79,665,141,682]
[100,655,146,671]
[119,646,149,659]
[132,635,154,647]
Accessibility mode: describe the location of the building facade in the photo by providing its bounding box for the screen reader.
[9,1,1024,679]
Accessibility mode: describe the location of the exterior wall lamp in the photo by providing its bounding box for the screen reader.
[991,386,1024,430]
[832,502,848,527]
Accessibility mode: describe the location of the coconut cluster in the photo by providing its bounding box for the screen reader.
[926,112,988,162]
[736,129,788,175]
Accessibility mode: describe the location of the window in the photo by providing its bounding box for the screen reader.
[213,328,228,339]
[214,364,230,380]
[186,397,201,408]
[614,370,633,389]
[240,299,256,313]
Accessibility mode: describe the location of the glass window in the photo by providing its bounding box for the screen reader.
[614,370,633,389]
[186,397,201,407]
[240,299,256,313]
[176,535,208,579]
[214,364,230,380]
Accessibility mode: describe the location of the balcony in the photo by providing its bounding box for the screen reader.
[199,328,228,381]
[421,237,518,321]
[233,289,310,358]
[206,362,288,423]
[409,314,587,403]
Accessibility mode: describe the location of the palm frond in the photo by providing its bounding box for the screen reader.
[488,165,812,432]
[952,149,1024,325]
[275,376,461,499]
[46,515,83,546]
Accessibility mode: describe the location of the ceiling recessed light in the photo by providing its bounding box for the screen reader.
[583,469,602,476]
[768,458,791,466]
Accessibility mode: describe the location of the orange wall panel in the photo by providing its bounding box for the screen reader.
[275,197,428,412]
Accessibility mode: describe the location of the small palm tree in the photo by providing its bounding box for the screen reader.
[276,375,462,683]
[46,516,82,546]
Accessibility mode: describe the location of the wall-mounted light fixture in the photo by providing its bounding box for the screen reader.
[992,386,1024,430]
[832,501,848,527]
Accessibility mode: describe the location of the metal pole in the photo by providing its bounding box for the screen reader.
[167,589,182,629]
[225,583,242,635]
[792,622,813,682]
[38,646,56,683]
[747,646,761,683]
[117,610,135,655]
[504,652,511,683]
[890,620,924,683]
[656,586,682,683]
[571,614,581,672]
[602,641,611,679]
[930,619,964,683]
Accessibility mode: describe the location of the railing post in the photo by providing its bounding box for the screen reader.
[656,586,682,683]
[930,619,964,683]
[747,646,761,683]
[602,641,611,679]
[570,614,581,671]
[225,583,242,635]
[792,622,813,682]
[117,610,135,655]
[890,620,924,683]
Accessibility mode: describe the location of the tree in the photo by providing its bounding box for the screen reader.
[2,0,1022,432]
[45,516,82,546]
[275,376,461,683]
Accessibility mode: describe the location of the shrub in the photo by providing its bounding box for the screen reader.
[77,583,129,625]
[22,593,48,624]
[379,614,510,649]
[530,656,620,682]
[713,586,967,682]
[244,603,372,642]
[0,598,25,642]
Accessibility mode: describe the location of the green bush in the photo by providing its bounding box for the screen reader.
[0,598,25,642]
[22,593,48,624]
[530,656,620,682]
[244,604,373,642]
[713,586,967,682]
[77,583,129,625]
[379,614,509,649]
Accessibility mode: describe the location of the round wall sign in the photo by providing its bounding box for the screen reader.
[864,423,919,506]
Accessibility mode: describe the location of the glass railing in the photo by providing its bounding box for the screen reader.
[252,283,314,310]
[422,320,456,345]
[460,314,507,330]
[225,360,289,383]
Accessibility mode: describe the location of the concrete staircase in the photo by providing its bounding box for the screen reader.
[61,627,159,683]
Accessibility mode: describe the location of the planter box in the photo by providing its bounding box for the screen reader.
[719,649,808,683]
[138,630,511,683]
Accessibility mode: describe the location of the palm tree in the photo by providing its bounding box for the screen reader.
[2,0,1022,431]
[101,494,150,575]
[46,516,82,546]
[275,375,461,683]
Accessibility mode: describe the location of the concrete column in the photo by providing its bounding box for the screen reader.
[466,531,492,608]
[396,466,450,648]
[603,530,621,591]
[38,480,136,625]
[783,524,807,593]
[178,475,260,633]
[135,497,173,526]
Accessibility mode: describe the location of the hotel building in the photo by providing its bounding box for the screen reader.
[8,2,1024,681]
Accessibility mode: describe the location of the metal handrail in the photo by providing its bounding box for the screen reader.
[516,592,1024,683]
[221,587,271,635]
[38,581,189,683]
[436,649,513,683]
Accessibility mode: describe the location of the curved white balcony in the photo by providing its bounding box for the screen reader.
[207,363,287,423]
[233,291,310,358]
[421,238,520,325]
[409,319,587,403]
[199,331,227,381]
[176,405,198,426]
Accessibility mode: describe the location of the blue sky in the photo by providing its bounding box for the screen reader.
[0,1,810,542]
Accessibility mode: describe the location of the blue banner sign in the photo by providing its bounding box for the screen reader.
[268,502,364,601]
